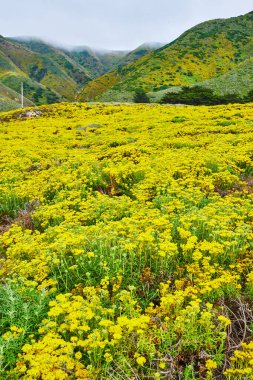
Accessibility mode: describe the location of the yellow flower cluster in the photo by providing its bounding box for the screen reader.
[0,102,253,378]
[16,286,152,378]
[16,333,89,380]
[225,342,253,379]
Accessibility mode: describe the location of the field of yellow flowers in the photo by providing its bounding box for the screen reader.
[0,102,253,379]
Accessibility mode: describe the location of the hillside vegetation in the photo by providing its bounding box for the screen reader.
[0,82,33,112]
[78,11,253,101]
[0,102,253,379]
[0,36,160,111]
[151,57,253,103]
[0,36,91,105]
[68,43,161,79]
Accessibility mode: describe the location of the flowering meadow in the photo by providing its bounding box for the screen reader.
[0,102,253,379]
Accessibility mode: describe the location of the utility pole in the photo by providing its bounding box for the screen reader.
[21,82,24,108]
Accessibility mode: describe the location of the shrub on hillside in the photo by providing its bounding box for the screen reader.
[244,89,253,102]
[160,86,245,105]
[133,89,150,103]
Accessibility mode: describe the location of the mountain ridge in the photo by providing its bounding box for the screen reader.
[1,10,253,110]
[0,36,161,110]
[78,10,253,102]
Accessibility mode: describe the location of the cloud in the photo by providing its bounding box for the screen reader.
[0,0,252,50]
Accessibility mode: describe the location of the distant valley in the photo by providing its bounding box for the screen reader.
[0,36,161,111]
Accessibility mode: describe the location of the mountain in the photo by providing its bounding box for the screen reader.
[66,44,162,79]
[12,38,92,88]
[2,10,252,108]
[96,49,129,72]
[78,11,253,102]
[0,36,161,110]
[66,47,128,78]
[0,36,63,106]
[66,46,106,78]
[119,42,164,66]
[6,37,91,99]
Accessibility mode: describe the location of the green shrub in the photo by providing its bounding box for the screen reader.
[160,86,245,105]
[133,89,150,103]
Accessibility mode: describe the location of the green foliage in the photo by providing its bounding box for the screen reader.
[133,88,150,103]
[29,64,47,82]
[0,282,50,376]
[171,116,187,123]
[0,73,62,107]
[0,82,33,111]
[0,36,92,108]
[160,86,247,105]
[244,88,253,102]
[0,193,28,220]
[199,58,253,97]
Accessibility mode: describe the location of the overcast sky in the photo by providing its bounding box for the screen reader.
[1,0,253,50]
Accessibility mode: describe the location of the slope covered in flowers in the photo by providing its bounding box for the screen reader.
[0,102,253,379]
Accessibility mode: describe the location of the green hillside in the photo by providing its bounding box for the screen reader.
[200,56,253,95]
[149,57,253,103]
[2,11,253,108]
[96,49,129,72]
[78,11,253,102]
[67,47,128,78]
[12,38,91,88]
[0,36,94,108]
[67,47,106,78]
[0,36,161,110]
[0,37,62,108]
[119,42,164,66]
[67,45,157,79]
[0,82,33,111]
[5,37,91,99]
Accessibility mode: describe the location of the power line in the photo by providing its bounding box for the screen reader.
[21,82,24,108]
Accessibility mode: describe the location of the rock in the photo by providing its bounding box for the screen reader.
[18,110,43,119]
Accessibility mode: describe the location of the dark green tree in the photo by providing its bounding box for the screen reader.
[33,87,44,104]
[161,86,218,105]
[133,88,150,103]
[244,89,253,102]
[221,92,242,104]
[161,86,243,106]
